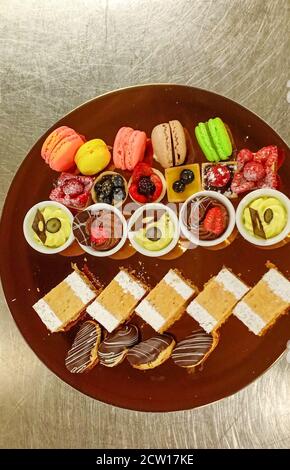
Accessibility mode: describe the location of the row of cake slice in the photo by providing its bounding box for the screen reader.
[33,263,290,338]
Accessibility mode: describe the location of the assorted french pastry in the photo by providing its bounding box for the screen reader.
[23,110,290,377]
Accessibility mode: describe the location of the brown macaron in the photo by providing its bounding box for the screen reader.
[151,120,187,168]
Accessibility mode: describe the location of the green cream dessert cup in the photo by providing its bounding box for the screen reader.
[23,201,74,254]
[236,189,290,247]
[127,203,180,257]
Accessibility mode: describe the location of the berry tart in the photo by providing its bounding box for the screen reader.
[202,162,237,198]
[231,146,284,195]
[128,163,166,204]
[49,173,94,210]
[91,171,128,206]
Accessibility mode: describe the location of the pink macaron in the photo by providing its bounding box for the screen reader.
[113,127,146,171]
[41,126,85,172]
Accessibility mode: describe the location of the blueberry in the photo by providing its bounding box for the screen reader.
[112,175,124,188]
[94,182,103,195]
[113,187,126,202]
[97,193,112,204]
[172,180,185,193]
[101,180,113,197]
[180,169,194,185]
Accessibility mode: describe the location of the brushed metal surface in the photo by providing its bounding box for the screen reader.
[0,0,289,449]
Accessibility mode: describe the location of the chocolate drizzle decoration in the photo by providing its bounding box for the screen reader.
[32,209,47,244]
[249,207,266,238]
[98,324,139,367]
[127,334,173,366]
[65,321,101,373]
[172,329,214,368]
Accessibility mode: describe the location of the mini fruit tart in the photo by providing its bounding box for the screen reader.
[202,162,237,198]
[128,163,166,204]
[231,146,285,195]
[165,164,201,203]
[91,171,128,207]
[49,173,94,210]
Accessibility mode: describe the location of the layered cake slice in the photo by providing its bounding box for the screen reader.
[33,266,99,333]
[87,269,149,332]
[233,268,290,335]
[135,269,197,333]
[187,268,249,333]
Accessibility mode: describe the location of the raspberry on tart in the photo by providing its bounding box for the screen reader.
[49,173,94,210]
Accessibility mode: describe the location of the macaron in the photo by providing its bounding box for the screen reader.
[113,127,147,171]
[151,120,187,169]
[41,126,85,172]
[74,139,111,176]
[195,117,232,162]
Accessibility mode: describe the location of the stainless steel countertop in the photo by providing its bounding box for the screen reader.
[0,0,289,449]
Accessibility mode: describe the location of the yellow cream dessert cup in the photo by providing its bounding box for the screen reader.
[128,203,180,258]
[236,189,290,247]
[23,201,74,254]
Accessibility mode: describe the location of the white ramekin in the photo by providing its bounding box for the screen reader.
[179,190,236,247]
[127,203,180,257]
[236,188,290,247]
[74,203,128,257]
[23,201,74,254]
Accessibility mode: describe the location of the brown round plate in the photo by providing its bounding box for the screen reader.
[1,85,289,412]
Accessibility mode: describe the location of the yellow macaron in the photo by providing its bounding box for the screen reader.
[75,139,111,175]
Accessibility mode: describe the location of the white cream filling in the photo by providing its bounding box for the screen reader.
[65,272,96,304]
[186,300,217,333]
[115,270,146,301]
[263,269,290,304]
[163,270,194,300]
[233,301,266,335]
[135,299,166,332]
[86,301,120,333]
[215,268,249,300]
[33,299,63,333]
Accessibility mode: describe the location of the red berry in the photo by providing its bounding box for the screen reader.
[90,226,109,245]
[243,162,265,182]
[203,207,226,236]
[237,148,253,170]
[206,165,231,188]
[62,179,84,196]
[149,173,163,200]
[132,162,152,183]
[129,182,147,203]
[231,172,255,194]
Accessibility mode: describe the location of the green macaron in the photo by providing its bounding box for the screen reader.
[195,117,232,162]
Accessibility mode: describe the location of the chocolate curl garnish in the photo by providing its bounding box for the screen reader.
[249,207,266,239]
[32,209,47,244]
